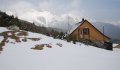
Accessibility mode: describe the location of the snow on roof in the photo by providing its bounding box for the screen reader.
[68,21,83,35]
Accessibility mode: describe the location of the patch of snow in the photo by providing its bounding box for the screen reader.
[0,37,4,42]
[113,43,118,47]
[7,33,12,36]
[113,48,120,52]
[7,37,16,43]
[0,27,9,33]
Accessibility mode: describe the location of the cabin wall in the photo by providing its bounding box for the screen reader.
[71,21,109,41]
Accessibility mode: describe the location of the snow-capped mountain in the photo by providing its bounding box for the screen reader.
[6,9,79,31]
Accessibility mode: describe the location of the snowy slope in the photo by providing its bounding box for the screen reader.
[0,27,120,70]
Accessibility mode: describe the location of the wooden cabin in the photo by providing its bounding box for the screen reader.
[69,19,110,42]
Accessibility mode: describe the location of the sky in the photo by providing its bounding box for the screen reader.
[0,0,120,25]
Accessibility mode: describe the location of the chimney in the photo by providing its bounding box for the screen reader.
[82,18,85,22]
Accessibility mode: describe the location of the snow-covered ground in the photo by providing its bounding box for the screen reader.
[0,27,120,70]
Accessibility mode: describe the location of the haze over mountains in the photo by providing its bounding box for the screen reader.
[6,9,120,41]
[6,9,79,31]
[92,22,120,41]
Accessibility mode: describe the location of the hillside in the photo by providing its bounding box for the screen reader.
[0,27,120,70]
[0,11,66,39]
[0,11,48,33]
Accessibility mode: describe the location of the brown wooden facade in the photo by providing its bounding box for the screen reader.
[69,19,110,42]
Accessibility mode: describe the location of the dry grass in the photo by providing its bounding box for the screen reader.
[46,44,52,48]
[0,38,7,52]
[31,44,52,50]
[31,44,44,50]
[17,31,28,36]
[11,35,21,42]
[0,30,40,53]
[28,38,40,41]
[0,36,8,52]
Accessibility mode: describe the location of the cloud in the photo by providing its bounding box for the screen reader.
[5,1,81,30]
[8,1,34,12]
[2,0,95,31]
[0,0,120,24]
[37,0,82,14]
[4,0,83,17]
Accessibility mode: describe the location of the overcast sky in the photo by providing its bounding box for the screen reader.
[0,0,120,25]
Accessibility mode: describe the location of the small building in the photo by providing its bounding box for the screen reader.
[68,19,110,42]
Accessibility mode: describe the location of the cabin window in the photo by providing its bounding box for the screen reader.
[83,28,89,35]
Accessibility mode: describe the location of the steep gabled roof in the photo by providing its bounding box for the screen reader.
[68,19,110,39]
[68,20,85,35]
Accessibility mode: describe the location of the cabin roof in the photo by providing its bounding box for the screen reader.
[68,19,110,39]
[68,21,83,35]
